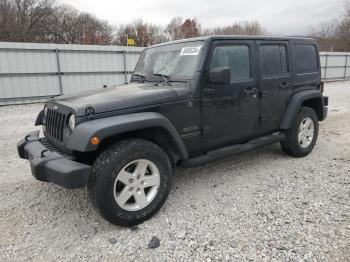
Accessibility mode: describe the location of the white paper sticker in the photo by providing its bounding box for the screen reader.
[180,46,202,56]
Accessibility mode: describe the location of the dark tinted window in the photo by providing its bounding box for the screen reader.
[210,45,250,82]
[294,44,318,74]
[260,44,289,77]
[280,46,288,73]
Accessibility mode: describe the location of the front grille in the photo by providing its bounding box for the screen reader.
[45,108,67,142]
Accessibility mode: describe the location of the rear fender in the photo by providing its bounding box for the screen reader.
[280,90,325,130]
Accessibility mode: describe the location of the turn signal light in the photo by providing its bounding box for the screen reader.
[90,136,100,145]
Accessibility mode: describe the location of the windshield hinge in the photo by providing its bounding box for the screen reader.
[85,105,95,120]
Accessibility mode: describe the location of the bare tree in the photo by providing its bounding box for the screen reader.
[0,0,114,44]
[335,2,350,51]
[49,6,113,45]
[114,19,165,46]
[165,17,183,40]
[0,0,55,42]
[203,21,265,36]
[180,18,201,38]
[310,21,337,51]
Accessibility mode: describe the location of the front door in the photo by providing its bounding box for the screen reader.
[257,41,292,130]
[201,40,259,143]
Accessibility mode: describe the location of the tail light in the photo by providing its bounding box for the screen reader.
[319,81,325,93]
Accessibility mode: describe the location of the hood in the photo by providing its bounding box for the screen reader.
[52,83,180,116]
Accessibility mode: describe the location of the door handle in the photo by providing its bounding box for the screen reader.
[243,88,257,95]
[279,82,291,89]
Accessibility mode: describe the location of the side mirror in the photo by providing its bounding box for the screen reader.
[209,67,231,84]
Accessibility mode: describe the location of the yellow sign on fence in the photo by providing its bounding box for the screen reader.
[127,38,135,46]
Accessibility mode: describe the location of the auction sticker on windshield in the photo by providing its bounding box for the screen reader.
[180,46,202,56]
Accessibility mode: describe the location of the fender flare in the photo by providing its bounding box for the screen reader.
[66,112,189,159]
[280,90,324,130]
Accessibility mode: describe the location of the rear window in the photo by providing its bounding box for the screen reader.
[294,44,318,74]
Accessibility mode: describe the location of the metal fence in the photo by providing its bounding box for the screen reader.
[0,42,349,105]
[0,42,143,105]
[320,52,350,82]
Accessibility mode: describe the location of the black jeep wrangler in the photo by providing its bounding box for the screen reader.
[18,36,328,226]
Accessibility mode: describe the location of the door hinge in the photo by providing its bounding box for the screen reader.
[202,99,211,107]
[259,114,267,122]
[203,88,216,95]
[259,91,267,98]
[203,126,212,134]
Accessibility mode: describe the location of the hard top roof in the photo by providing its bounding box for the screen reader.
[149,35,315,48]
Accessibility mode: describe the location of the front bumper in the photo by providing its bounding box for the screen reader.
[17,131,91,189]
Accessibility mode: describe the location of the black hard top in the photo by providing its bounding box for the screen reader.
[151,35,315,48]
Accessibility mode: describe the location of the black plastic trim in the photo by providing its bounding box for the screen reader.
[181,133,285,168]
[66,112,189,159]
[17,131,91,189]
[280,90,325,130]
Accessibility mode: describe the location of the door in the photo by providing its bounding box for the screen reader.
[202,40,259,143]
[257,41,292,130]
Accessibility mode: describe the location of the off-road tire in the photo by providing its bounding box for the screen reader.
[88,139,172,227]
[281,107,319,157]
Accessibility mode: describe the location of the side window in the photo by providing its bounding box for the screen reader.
[210,45,251,82]
[259,44,289,77]
[294,44,318,74]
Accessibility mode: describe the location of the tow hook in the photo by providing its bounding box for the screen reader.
[40,149,48,158]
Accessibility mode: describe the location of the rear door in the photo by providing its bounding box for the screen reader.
[257,41,292,131]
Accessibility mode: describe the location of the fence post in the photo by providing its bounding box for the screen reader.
[123,50,128,84]
[324,54,328,81]
[344,55,348,81]
[55,48,63,95]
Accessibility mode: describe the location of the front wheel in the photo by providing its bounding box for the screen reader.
[281,107,319,157]
[88,139,172,227]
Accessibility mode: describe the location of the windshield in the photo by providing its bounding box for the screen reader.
[133,41,204,82]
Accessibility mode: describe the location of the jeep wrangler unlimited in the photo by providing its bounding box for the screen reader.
[18,36,328,227]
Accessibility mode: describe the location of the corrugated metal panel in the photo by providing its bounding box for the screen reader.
[320,52,350,81]
[0,42,143,105]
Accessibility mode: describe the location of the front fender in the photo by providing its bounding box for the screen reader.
[280,90,324,130]
[66,112,189,159]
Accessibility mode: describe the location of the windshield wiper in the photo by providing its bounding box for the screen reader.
[132,73,147,83]
[152,73,172,86]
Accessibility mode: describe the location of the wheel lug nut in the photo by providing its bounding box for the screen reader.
[141,181,144,185]
[129,179,134,183]
[129,187,134,191]
[137,188,141,192]
[137,174,141,179]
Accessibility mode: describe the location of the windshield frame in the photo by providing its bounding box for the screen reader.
[131,40,206,83]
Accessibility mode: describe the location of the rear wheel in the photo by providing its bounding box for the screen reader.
[281,107,319,157]
[88,139,172,227]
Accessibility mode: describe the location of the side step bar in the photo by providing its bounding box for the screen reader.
[180,133,285,168]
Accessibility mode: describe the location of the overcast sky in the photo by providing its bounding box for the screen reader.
[60,0,344,35]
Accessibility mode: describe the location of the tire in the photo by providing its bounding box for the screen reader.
[88,139,172,227]
[281,107,319,157]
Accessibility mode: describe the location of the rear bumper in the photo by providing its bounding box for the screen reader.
[17,131,91,189]
[322,106,328,120]
[322,96,328,120]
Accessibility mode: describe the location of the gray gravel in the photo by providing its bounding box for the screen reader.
[1,81,350,261]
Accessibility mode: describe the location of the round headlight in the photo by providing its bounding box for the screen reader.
[68,114,76,130]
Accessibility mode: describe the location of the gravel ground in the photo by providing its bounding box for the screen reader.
[0,81,349,262]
